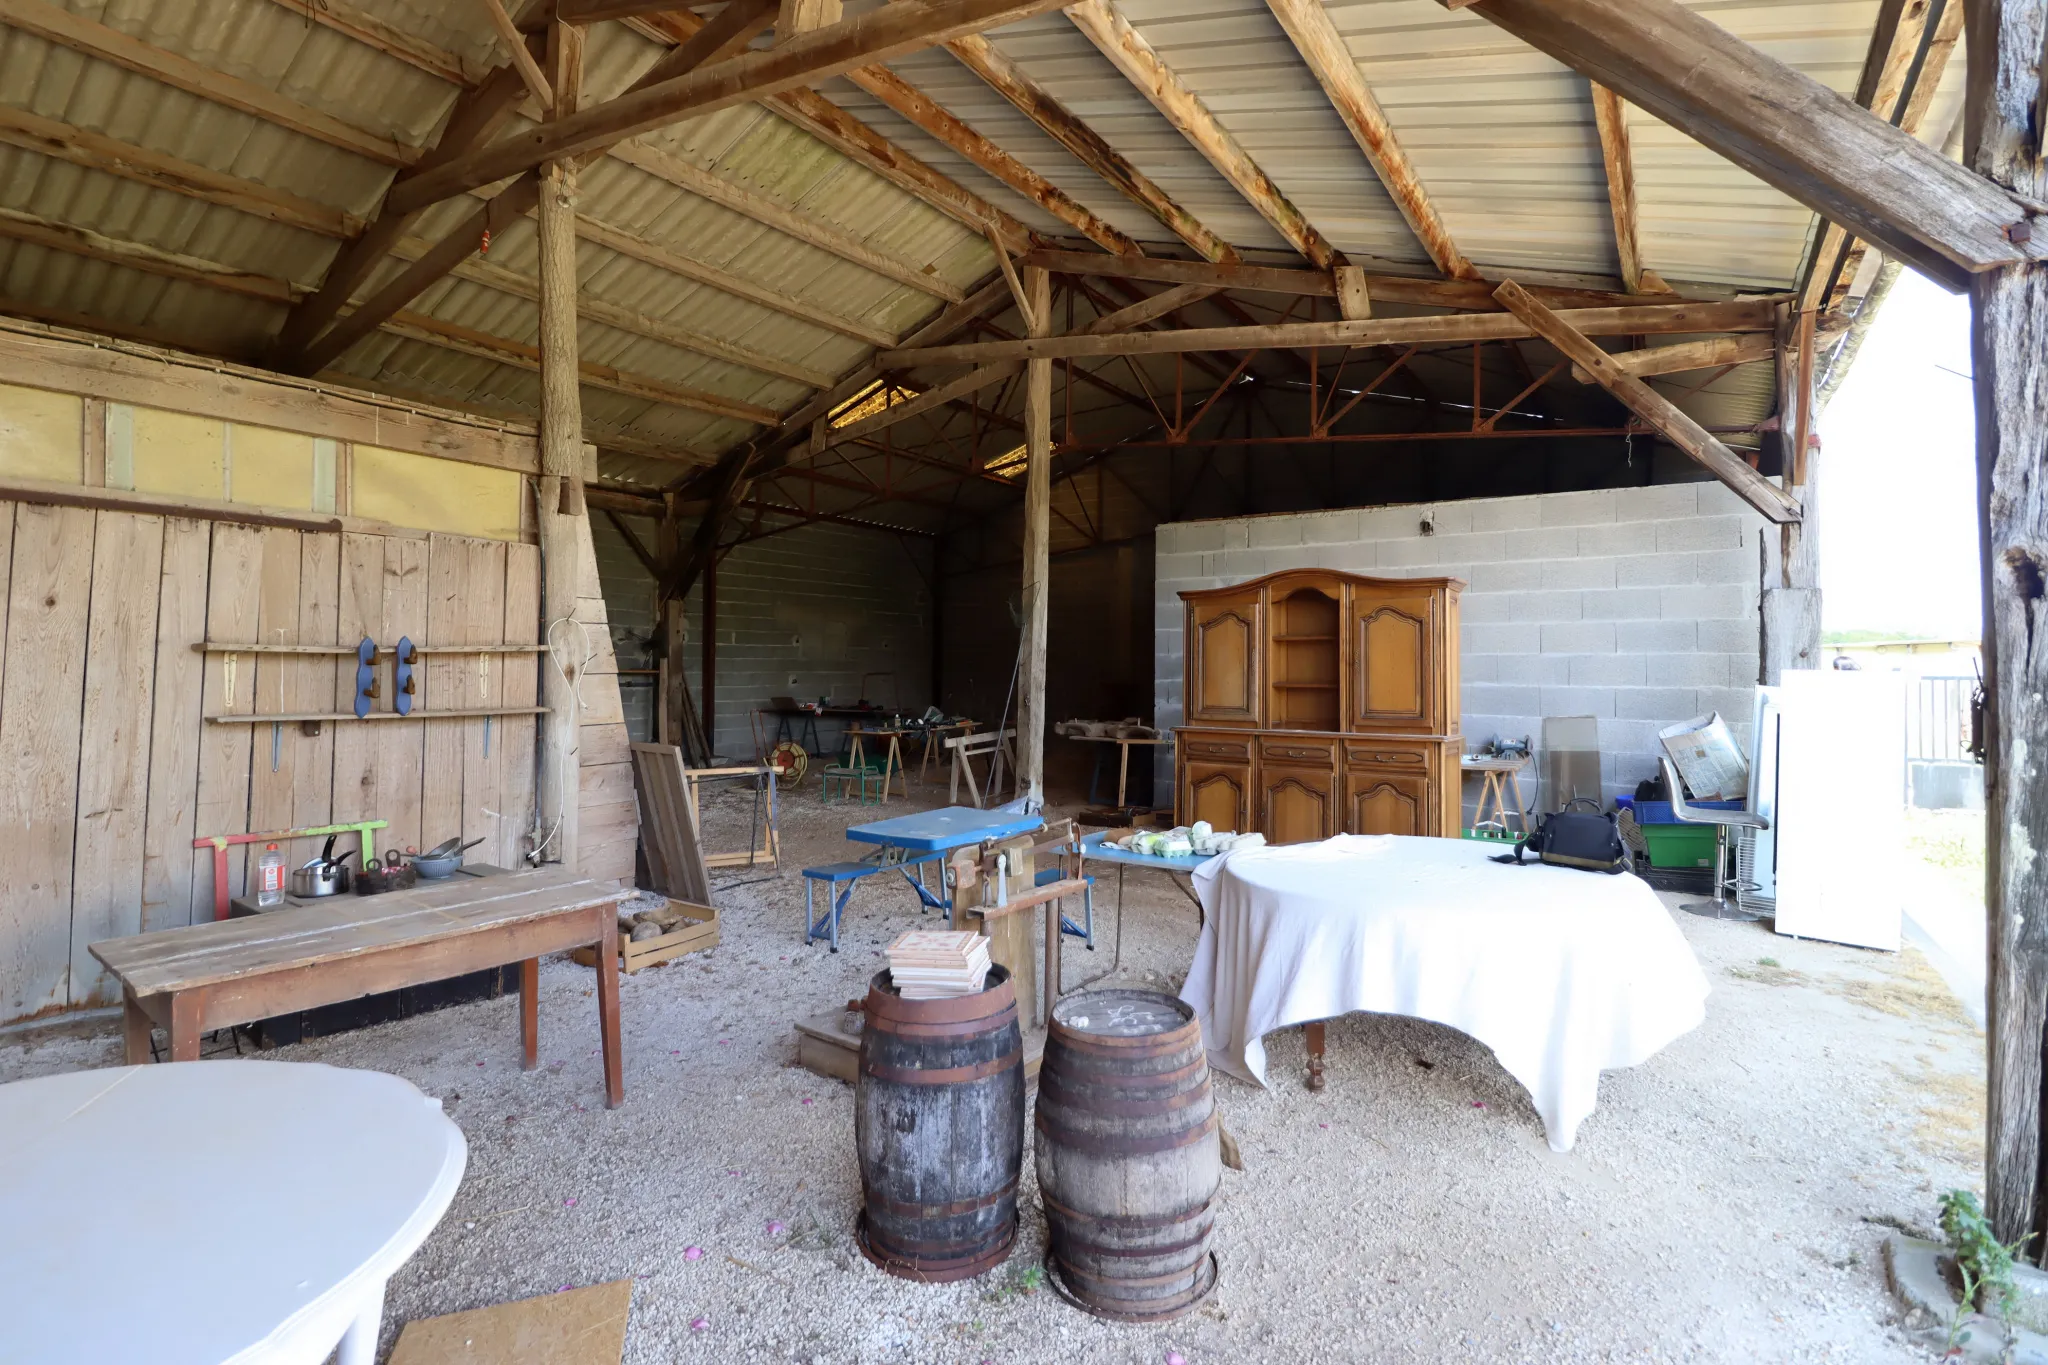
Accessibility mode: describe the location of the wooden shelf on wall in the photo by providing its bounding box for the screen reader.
[194,642,550,656]
[204,707,550,724]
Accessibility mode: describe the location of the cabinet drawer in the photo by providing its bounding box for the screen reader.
[1260,736,1336,766]
[1344,745,1427,768]
[1181,733,1252,763]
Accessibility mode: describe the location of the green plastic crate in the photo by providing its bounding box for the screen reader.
[1641,822,1718,870]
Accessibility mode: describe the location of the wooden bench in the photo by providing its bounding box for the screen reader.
[89,868,631,1107]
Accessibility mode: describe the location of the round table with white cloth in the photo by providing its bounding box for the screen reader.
[0,1060,466,1365]
[1181,834,1710,1151]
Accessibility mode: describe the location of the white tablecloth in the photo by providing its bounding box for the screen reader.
[1181,835,1709,1151]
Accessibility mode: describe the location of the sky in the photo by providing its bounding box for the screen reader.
[1817,268,1980,637]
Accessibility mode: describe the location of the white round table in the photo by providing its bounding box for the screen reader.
[0,1061,466,1365]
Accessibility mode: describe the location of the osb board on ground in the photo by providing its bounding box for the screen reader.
[795,1012,1045,1084]
[387,1279,630,1364]
[570,900,718,973]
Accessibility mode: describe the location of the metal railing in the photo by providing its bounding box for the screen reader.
[1907,675,1976,764]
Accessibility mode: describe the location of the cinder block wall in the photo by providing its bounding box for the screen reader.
[1153,482,1768,816]
[588,517,934,760]
[683,523,934,761]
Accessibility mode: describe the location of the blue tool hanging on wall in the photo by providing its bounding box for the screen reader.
[353,637,378,719]
[394,637,417,716]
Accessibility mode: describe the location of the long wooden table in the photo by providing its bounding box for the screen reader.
[89,868,630,1107]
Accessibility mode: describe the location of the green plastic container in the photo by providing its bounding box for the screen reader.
[1640,823,1718,870]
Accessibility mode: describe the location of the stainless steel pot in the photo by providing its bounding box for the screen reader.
[290,860,350,897]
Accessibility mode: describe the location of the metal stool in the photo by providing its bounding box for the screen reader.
[1659,756,1770,921]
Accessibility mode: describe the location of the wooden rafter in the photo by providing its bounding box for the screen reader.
[605,141,968,300]
[1064,0,1342,270]
[1263,0,1477,280]
[570,214,894,348]
[1588,84,1668,293]
[253,0,485,85]
[1798,0,1962,311]
[385,0,1071,214]
[838,62,1141,254]
[0,106,364,239]
[0,0,419,166]
[1442,0,2039,290]
[823,362,1022,446]
[943,31,1236,263]
[1568,331,1780,383]
[280,0,767,373]
[615,8,1037,252]
[385,236,839,389]
[1020,248,1661,310]
[0,204,304,303]
[1492,280,1797,522]
[881,297,1774,364]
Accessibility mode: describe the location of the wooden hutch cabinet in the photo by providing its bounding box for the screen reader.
[1175,570,1463,843]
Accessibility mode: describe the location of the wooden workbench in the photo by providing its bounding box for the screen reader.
[89,868,630,1106]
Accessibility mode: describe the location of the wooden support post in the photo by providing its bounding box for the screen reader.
[702,550,718,752]
[538,22,585,869]
[1972,0,2048,1254]
[1760,304,1821,682]
[1015,264,1053,809]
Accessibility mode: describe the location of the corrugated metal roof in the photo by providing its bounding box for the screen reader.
[0,0,1959,520]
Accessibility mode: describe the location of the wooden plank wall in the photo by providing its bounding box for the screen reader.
[0,499,616,1024]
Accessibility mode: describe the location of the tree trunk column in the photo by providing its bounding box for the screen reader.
[1969,0,2048,1251]
[1015,265,1053,809]
[538,21,584,869]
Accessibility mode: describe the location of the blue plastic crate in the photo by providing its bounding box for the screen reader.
[1615,794,1744,825]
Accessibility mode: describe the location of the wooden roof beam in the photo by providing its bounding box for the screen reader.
[275,12,548,363]
[1494,279,1798,522]
[0,106,366,239]
[386,235,840,388]
[387,0,1071,214]
[943,31,1236,263]
[1567,331,1776,383]
[1262,0,1477,280]
[0,0,419,166]
[1588,84,1671,294]
[620,8,1036,252]
[1437,0,2041,290]
[880,296,1774,364]
[378,310,781,425]
[1023,247,1683,310]
[838,62,1141,255]
[1064,0,1342,271]
[1798,0,1962,311]
[281,0,767,374]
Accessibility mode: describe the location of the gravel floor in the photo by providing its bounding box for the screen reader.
[1,784,1983,1364]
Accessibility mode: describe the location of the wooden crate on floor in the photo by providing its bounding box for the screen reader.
[572,899,718,973]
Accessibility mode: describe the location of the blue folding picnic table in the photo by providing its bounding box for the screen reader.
[803,806,1045,949]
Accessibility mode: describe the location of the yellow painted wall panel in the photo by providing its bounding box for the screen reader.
[0,383,82,483]
[131,408,225,500]
[229,423,316,510]
[351,444,523,541]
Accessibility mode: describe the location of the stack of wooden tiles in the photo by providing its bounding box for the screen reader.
[886,930,991,999]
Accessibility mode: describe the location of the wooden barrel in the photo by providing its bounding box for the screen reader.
[855,965,1024,1281]
[1035,990,1221,1321]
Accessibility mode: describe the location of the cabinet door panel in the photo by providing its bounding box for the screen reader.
[1184,760,1251,833]
[1187,591,1261,726]
[1348,587,1436,731]
[1347,767,1429,837]
[1261,763,1334,845]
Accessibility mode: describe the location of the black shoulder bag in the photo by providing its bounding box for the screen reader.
[1490,799,1632,875]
